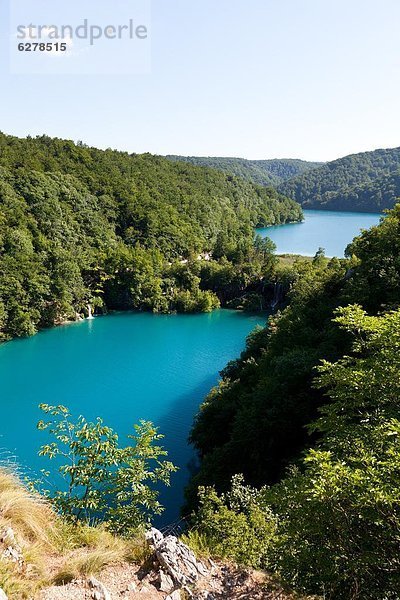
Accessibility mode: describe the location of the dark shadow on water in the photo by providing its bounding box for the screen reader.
[152,374,218,530]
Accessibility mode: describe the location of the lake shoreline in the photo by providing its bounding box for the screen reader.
[0,309,266,526]
[257,209,382,257]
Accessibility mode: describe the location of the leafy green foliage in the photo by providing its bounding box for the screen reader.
[188,475,278,569]
[187,254,349,502]
[310,168,400,213]
[280,146,400,212]
[192,307,400,599]
[0,133,302,340]
[269,307,400,599]
[166,155,322,187]
[188,205,400,503]
[344,204,400,312]
[37,404,177,535]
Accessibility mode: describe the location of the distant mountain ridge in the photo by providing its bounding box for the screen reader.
[165,155,323,187]
[279,147,400,212]
[166,147,400,213]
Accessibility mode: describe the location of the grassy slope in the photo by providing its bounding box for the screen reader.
[0,470,147,599]
[0,469,311,600]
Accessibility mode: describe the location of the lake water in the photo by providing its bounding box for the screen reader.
[257,209,382,257]
[0,310,265,526]
[0,209,383,525]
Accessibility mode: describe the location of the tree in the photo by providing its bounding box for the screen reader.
[0,132,302,339]
[37,404,177,535]
[191,306,400,599]
[270,306,400,599]
[312,246,326,266]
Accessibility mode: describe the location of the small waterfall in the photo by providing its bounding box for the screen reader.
[270,283,283,311]
[87,304,94,320]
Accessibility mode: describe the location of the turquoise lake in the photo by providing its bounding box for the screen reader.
[0,310,266,526]
[257,209,382,257]
[0,209,384,525]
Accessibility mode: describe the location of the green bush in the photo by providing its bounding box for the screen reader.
[271,423,400,599]
[37,404,177,535]
[188,475,278,569]
[271,307,400,598]
[191,307,400,599]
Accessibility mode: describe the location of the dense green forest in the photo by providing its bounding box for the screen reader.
[279,147,400,212]
[166,155,322,187]
[167,148,400,212]
[189,206,400,492]
[187,204,400,598]
[302,167,400,212]
[0,132,302,341]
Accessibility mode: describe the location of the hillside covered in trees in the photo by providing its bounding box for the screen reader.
[0,133,302,341]
[279,146,400,212]
[168,147,400,213]
[166,155,322,187]
[189,206,400,494]
[187,204,400,598]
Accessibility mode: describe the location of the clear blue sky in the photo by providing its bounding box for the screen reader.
[1,0,400,161]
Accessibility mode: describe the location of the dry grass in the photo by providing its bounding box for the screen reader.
[181,529,212,560]
[0,469,148,599]
[53,549,125,585]
[0,469,55,548]
[0,469,57,597]
[52,523,149,584]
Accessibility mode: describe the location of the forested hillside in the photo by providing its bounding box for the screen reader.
[168,148,400,213]
[166,155,322,187]
[0,133,302,341]
[189,207,400,494]
[305,167,400,212]
[187,204,400,598]
[279,146,400,212]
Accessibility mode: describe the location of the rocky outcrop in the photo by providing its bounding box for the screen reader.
[165,592,181,600]
[0,527,23,569]
[146,528,209,592]
[88,575,112,600]
[38,528,293,599]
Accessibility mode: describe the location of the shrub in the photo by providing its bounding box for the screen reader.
[188,474,278,569]
[269,307,400,599]
[37,404,177,534]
